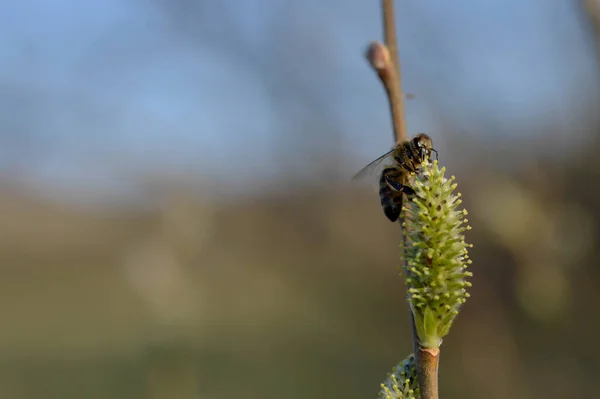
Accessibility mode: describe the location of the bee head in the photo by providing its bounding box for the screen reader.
[412,133,437,161]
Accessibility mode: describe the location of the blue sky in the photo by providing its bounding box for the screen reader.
[1,0,598,204]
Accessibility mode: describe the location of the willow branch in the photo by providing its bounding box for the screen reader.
[385,0,407,142]
[582,0,600,58]
[366,6,407,144]
[366,2,440,399]
[416,347,440,399]
[411,311,440,399]
[382,0,400,80]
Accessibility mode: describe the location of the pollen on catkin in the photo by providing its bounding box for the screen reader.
[378,354,419,399]
[401,159,472,349]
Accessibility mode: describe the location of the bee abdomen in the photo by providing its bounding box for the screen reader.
[380,187,401,222]
[379,168,402,222]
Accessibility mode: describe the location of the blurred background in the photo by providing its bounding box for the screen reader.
[1,0,599,398]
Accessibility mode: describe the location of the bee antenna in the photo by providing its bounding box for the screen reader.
[431,148,439,160]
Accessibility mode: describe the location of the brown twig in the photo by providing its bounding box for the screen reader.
[582,0,600,59]
[366,2,440,398]
[384,0,407,142]
[411,311,440,399]
[382,0,401,78]
[417,347,440,398]
[365,42,406,144]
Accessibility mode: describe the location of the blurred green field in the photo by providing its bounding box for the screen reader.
[0,149,598,398]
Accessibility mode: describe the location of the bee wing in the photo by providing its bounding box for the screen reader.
[351,149,396,194]
[352,149,395,182]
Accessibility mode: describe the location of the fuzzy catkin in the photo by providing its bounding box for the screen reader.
[401,160,473,349]
[378,354,419,399]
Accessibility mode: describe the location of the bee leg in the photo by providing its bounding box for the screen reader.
[388,179,415,195]
[386,178,404,192]
[400,162,417,174]
[382,168,404,191]
[382,169,415,196]
[401,185,416,196]
[388,179,416,197]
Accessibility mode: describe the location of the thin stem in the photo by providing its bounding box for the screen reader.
[582,0,600,62]
[367,2,440,398]
[382,0,400,75]
[365,42,407,145]
[416,347,440,399]
[409,294,440,399]
[382,0,407,143]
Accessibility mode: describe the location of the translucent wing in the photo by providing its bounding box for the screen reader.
[352,148,396,183]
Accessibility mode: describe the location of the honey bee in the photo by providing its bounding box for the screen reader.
[352,133,437,222]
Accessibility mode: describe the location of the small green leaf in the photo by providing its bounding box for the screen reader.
[421,306,442,348]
